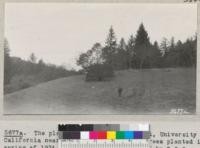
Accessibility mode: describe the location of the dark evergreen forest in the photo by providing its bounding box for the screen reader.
[77,23,196,71]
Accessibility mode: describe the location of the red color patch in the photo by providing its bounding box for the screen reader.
[98,131,107,139]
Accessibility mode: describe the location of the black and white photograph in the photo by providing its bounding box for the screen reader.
[3,3,197,114]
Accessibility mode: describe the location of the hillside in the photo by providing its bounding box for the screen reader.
[4,68,196,114]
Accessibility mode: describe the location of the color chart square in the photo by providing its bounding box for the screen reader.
[143,131,150,139]
[139,124,150,131]
[98,131,107,139]
[107,131,116,140]
[134,131,143,139]
[116,131,124,139]
[120,124,129,131]
[63,131,80,139]
[124,131,134,139]
[89,131,98,139]
[80,131,89,139]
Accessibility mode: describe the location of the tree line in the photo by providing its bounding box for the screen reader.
[77,23,196,72]
[4,40,79,94]
[4,23,197,90]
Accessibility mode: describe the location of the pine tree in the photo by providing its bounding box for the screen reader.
[134,23,151,69]
[29,53,37,63]
[151,41,162,67]
[119,38,126,50]
[103,26,117,67]
[169,37,175,52]
[105,26,117,48]
[117,38,127,69]
[160,37,169,56]
[135,23,150,48]
[127,35,135,69]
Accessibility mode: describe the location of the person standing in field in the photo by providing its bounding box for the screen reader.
[118,87,123,97]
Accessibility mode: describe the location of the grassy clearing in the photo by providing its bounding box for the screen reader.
[4,68,196,114]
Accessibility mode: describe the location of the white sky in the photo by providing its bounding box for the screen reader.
[5,3,197,70]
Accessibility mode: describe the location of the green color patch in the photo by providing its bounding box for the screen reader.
[116,131,125,139]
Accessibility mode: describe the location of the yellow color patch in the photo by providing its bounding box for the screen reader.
[107,131,116,140]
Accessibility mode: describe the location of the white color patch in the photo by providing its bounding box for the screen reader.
[80,131,89,139]
[139,124,150,131]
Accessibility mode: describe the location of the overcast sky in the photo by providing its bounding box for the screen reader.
[5,3,197,70]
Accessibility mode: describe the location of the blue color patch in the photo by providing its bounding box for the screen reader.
[124,131,134,139]
[134,131,143,139]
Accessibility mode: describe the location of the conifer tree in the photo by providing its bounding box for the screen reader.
[134,23,151,68]
[103,26,117,66]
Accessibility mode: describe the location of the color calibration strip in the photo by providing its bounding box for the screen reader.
[58,124,150,140]
[59,130,150,140]
[58,124,149,131]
